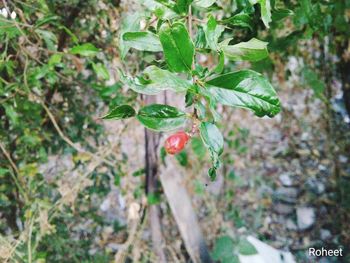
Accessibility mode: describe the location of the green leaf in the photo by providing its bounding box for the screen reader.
[250,0,272,28]
[302,68,325,99]
[199,122,223,180]
[137,104,187,131]
[194,26,207,49]
[208,167,218,180]
[35,15,60,27]
[194,101,207,119]
[147,192,161,205]
[238,238,258,255]
[174,0,193,14]
[35,29,58,51]
[57,25,79,44]
[220,38,269,62]
[132,168,145,177]
[199,122,223,156]
[222,257,239,263]
[70,43,99,56]
[212,236,238,262]
[120,66,192,95]
[48,54,62,67]
[272,8,294,22]
[223,13,253,30]
[102,105,136,120]
[175,151,188,166]
[160,146,167,165]
[193,0,216,8]
[92,63,110,80]
[214,51,225,74]
[0,168,9,178]
[122,32,163,52]
[204,15,225,51]
[0,20,21,39]
[119,13,141,59]
[159,22,194,72]
[4,104,19,125]
[209,100,221,122]
[141,0,178,19]
[206,70,280,117]
[185,91,195,107]
[260,0,272,28]
[142,66,192,92]
[121,74,162,95]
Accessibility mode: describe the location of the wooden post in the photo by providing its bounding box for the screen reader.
[144,96,167,262]
[160,160,212,263]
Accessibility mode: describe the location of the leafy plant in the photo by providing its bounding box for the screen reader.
[212,235,258,263]
[105,0,282,180]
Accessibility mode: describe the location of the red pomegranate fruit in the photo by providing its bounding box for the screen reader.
[164,131,190,155]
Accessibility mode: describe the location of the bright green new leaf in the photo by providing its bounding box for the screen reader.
[199,122,223,180]
[238,238,258,255]
[204,15,225,51]
[122,32,163,52]
[102,105,136,120]
[193,0,216,8]
[250,0,272,28]
[159,22,194,72]
[220,38,269,62]
[137,104,187,131]
[70,43,99,56]
[206,70,280,117]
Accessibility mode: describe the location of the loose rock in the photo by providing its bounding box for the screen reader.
[274,203,294,215]
[274,187,299,203]
[297,207,316,230]
[279,173,295,187]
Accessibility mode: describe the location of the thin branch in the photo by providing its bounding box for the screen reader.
[38,98,116,167]
[0,142,19,175]
[0,142,28,201]
[114,207,147,262]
